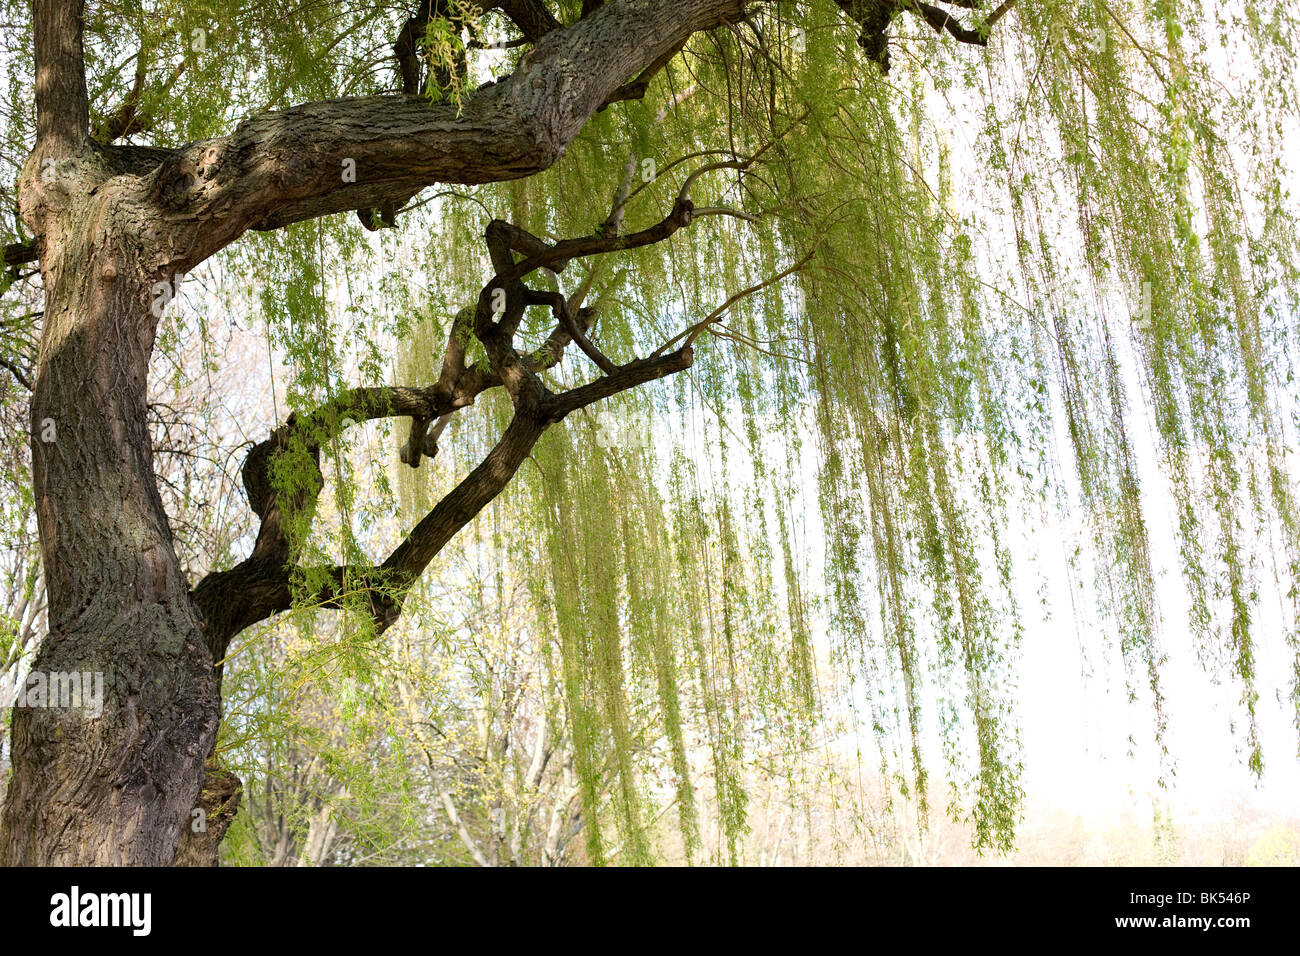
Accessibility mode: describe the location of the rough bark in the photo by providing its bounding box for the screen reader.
[0,149,219,865]
[172,762,242,867]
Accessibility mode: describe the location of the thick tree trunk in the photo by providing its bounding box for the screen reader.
[0,192,219,865]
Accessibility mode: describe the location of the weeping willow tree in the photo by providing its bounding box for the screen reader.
[0,0,1297,866]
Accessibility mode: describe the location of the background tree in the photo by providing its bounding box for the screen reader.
[0,0,1297,865]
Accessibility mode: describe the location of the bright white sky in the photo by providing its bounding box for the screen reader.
[912,12,1300,829]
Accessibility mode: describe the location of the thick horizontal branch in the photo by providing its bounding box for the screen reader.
[149,0,747,266]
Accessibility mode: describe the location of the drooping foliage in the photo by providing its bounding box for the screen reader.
[2,0,1298,861]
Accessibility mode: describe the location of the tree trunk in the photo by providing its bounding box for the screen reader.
[0,189,219,865]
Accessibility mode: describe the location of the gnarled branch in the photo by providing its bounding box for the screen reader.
[192,161,754,651]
